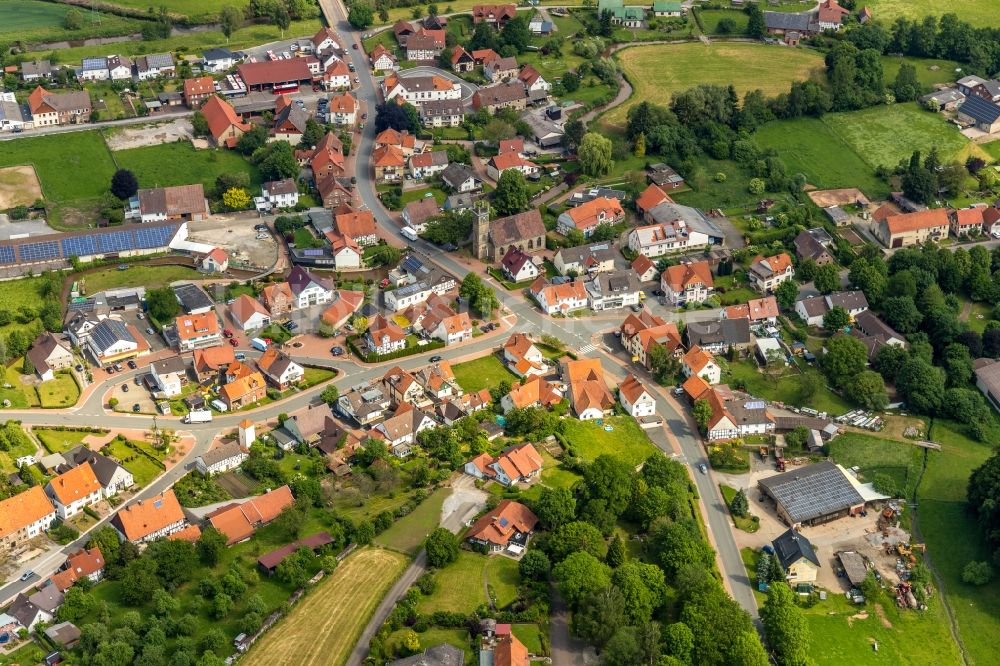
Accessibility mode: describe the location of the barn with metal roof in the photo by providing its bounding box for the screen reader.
[758,461,872,527]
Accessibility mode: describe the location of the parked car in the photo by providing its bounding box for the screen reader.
[146,327,155,335]
[122,384,129,392]
[361,112,367,120]
[117,264,129,271]
[284,321,298,331]
[630,304,642,312]
[137,312,145,320]
[429,355,442,362]
[352,43,358,49]
[330,346,344,356]
[75,364,84,372]
[653,289,665,297]
[20,570,34,582]
[254,224,267,231]
[223,329,234,338]
[229,338,239,347]
[134,377,142,386]
[256,233,270,240]
[132,403,141,412]
[106,367,116,374]
[235,352,246,361]
[127,360,137,369]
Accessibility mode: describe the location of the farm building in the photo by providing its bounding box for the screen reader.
[758,461,884,527]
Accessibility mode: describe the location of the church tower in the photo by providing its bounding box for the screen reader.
[473,201,491,260]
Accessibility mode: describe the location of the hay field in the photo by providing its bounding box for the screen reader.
[243,548,409,666]
[0,166,43,209]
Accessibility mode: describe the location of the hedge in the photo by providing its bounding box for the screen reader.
[346,334,445,363]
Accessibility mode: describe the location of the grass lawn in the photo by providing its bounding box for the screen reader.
[331,488,420,523]
[801,591,962,665]
[0,131,116,227]
[0,428,39,474]
[719,483,759,532]
[36,371,80,408]
[33,427,92,454]
[0,641,46,666]
[452,354,517,393]
[103,438,165,487]
[670,156,795,213]
[828,432,923,498]
[0,362,38,409]
[603,42,825,128]
[918,419,1000,666]
[113,142,261,191]
[881,55,964,88]
[538,450,582,491]
[418,550,520,614]
[511,623,545,655]
[560,416,659,466]
[981,140,1000,162]
[244,547,410,666]
[99,0,244,21]
[865,0,998,28]
[82,264,200,294]
[754,118,890,198]
[401,186,447,206]
[2,0,143,43]
[822,103,987,171]
[301,366,336,389]
[374,487,449,555]
[696,8,748,34]
[720,359,852,416]
[962,301,993,333]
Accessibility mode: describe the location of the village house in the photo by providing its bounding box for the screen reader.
[501,375,564,413]
[793,229,835,265]
[193,345,236,382]
[598,0,644,26]
[202,47,236,73]
[334,209,379,246]
[183,76,216,107]
[465,443,543,486]
[472,4,518,26]
[259,178,299,211]
[373,144,406,184]
[631,255,659,283]
[370,44,397,71]
[429,311,473,345]
[586,270,642,311]
[59,447,133,497]
[635,183,672,219]
[528,278,588,315]
[195,440,249,476]
[466,499,538,554]
[500,246,540,283]
[661,261,714,306]
[952,207,986,236]
[175,311,222,351]
[371,407,437,456]
[338,381,392,425]
[237,58,313,92]
[486,152,540,181]
[620,310,682,369]
[681,345,721,384]
[321,60,351,91]
[748,253,795,293]
[795,291,869,327]
[957,92,1000,134]
[420,99,466,128]
[86,319,149,367]
[503,333,549,378]
[0,487,55,555]
[48,547,105,592]
[327,92,357,125]
[556,197,625,238]
[207,485,294,545]
[287,266,334,308]
[149,356,188,398]
[25,332,73,382]
[130,184,210,223]
[553,242,617,277]
[220,368,267,409]
[21,59,54,82]
[704,384,775,441]
[485,56,519,83]
[112,489,186,544]
[409,150,450,180]
[134,53,175,80]
[773,528,820,583]
[383,73,462,105]
[562,358,614,420]
[257,347,304,390]
[850,311,907,359]
[367,314,408,355]
[27,86,91,126]
[875,208,950,248]
[201,247,228,274]
[45,463,102,519]
[451,46,475,72]
[619,373,656,418]
[685,318,752,354]
[473,81,529,114]
[724,296,781,326]
[627,202,722,256]
[518,64,551,93]
[374,127,418,155]
[406,30,446,61]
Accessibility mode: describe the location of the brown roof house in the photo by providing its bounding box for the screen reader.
[465,443,543,486]
[28,85,91,126]
[111,489,186,544]
[562,358,614,420]
[466,499,538,553]
[133,184,210,223]
[207,485,294,544]
[201,95,250,148]
[26,332,73,381]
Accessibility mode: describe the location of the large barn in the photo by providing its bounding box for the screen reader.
[758,461,885,527]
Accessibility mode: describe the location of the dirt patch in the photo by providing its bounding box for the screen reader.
[216,470,254,498]
[807,188,871,208]
[0,165,43,209]
[104,118,195,151]
[83,432,117,450]
[874,603,893,628]
[846,610,868,626]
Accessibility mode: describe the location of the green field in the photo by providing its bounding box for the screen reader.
[754,118,891,198]
[560,416,658,466]
[881,56,963,88]
[823,103,986,171]
[1,0,142,43]
[23,18,322,65]
[696,8,749,34]
[114,142,261,192]
[452,355,517,393]
[417,550,520,614]
[374,487,449,555]
[918,420,1000,666]
[36,371,81,408]
[829,432,923,498]
[604,42,825,127]
[866,0,999,28]
[82,264,201,294]
[103,438,164,487]
[97,0,252,23]
[721,359,852,417]
[982,141,1000,162]
[0,132,116,226]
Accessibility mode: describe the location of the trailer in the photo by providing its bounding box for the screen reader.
[182,409,213,424]
[251,337,268,352]
[400,226,419,241]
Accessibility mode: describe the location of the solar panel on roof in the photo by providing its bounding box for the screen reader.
[303,249,324,256]
[745,401,767,410]
[19,240,60,262]
[99,230,134,253]
[0,247,14,264]
[499,517,508,527]
[135,225,176,249]
[62,235,98,257]
[154,500,162,508]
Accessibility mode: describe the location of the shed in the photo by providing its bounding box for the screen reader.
[837,551,868,587]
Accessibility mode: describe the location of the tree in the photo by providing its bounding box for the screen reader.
[111,169,139,200]
[633,132,646,157]
[606,533,627,568]
[745,2,766,37]
[813,262,840,294]
[301,118,325,148]
[196,526,227,567]
[822,305,850,330]
[882,296,922,333]
[320,385,339,406]
[424,528,459,568]
[601,624,662,666]
[219,5,242,40]
[191,111,210,137]
[347,2,375,30]
[649,519,714,576]
[147,286,180,322]
[57,586,94,623]
[760,582,811,666]
[693,398,712,434]
[564,119,585,150]
[65,7,84,29]
[547,521,608,562]
[821,335,868,388]
[148,538,197,588]
[492,169,530,216]
[962,560,993,585]
[533,486,576,530]
[552,551,612,608]
[21,355,34,376]
[519,549,551,581]
[730,489,749,518]
[253,141,299,181]
[482,119,515,144]
[236,125,268,155]
[748,177,765,195]
[846,369,888,411]
[578,133,613,177]
[775,280,799,310]
[611,561,666,625]
[120,557,161,605]
[222,187,251,210]
[573,586,627,647]
[584,455,633,518]
[896,356,946,414]
[500,15,532,52]
[872,473,899,497]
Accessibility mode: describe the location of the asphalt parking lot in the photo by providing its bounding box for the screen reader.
[118,310,169,353]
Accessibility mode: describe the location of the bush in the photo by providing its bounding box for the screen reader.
[962,560,993,586]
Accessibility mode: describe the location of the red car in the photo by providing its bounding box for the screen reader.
[223,329,234,338]
[229,338,239,347]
